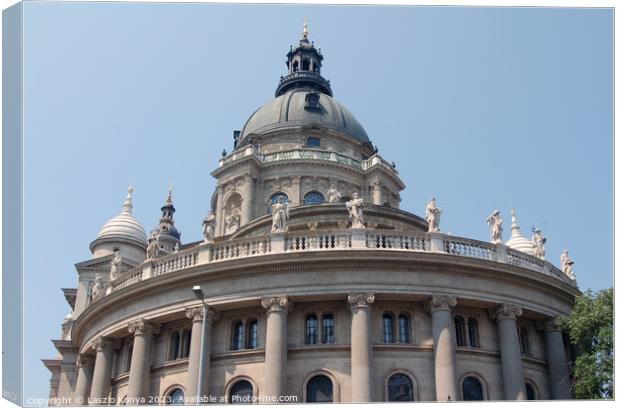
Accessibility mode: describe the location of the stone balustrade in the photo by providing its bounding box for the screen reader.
[108,229,575,295]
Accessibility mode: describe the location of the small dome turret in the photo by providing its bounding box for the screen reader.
[505,209,536,256]
[150,186,181,255]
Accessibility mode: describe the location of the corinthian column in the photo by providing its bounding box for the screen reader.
[261,296,293,401]
[73,355,94,405]
[539,318,572,399]
[424,295,458,401]
[126,319,160,404]
[489,304,526,400]
[89,337,120,404]
[347,292,375,402]
[240,175,254,225]
[185,306,220,403]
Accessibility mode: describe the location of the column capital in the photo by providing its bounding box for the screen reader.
[77,354,95,368]
[488,303,523,321]
[424,294,457,314]
[128,318,161,336]
[261,296,293,313]
[185,305,220,323]
[91,337,121,353]
[347,292,375,310]
[536,316,564,333]
[290,175,302,183]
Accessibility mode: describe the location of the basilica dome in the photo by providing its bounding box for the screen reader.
[92,187,147,249]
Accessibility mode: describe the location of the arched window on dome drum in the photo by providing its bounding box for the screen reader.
[454,316,466,347]
[231,321,244,351]
[181,329,191,358]
[382,313,395,344]
[387,373,414,401]
[525,383,537,400]
[520,327,530,355]
[467,318,480,348]
[229,380,253,404]
[267,192,289,214]
[306,375,333,403]
[303,191,325,205]
[305,314,318,345]
[302,59,310,71]
[247,319,258,349]
[306,137,321,148]
[166,388,185,405]
[169,331,180,360]
[398,314,410,343]
[322,314,334,344]
[462,376,484,401]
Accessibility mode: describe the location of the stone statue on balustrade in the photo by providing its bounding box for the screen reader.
[485,210,503,244]
[90,274,105,302]
[425,197,442,233]
[202,211,216,243]
[346,192,365,229]
[225,204,241,235]
[271,196,289,233]
[531,227,547,259]
[560,250,576,280]
[109,249,123,280]
[327,184,341,203]
[174,242,180,253]
[146,230,160,260]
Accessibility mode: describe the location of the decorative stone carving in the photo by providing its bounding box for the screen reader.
[146,230,160,260]
[90,275,105,302]
[185,306,220,323]
[346,192,365,229]
[61,314,74,340]
[77,354,95,368]
[306,222,318,231]
[91,337,120,352]
[202,211,216,243]
[424,294,457,314]
[261,296,293,313]
[109,249,123,280]
[270,196,289,233]
[425,197,442,233]
[347,292,375,309]
[174,242,180,253]
[327,183,341,203]
[560,250,575,280]
[488,303,523,321]
[225,204,241,235]
[486,210,503,244]
[531,228,547,259]
[127,319,161,337]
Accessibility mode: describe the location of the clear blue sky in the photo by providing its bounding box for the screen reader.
[21,3,612,401]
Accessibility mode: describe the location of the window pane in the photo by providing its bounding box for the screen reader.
[398,315,410,343]
[167,389,185,405]
[322,314,334,344]
[170,332,180,360]
[267,193,289,214]
[462,377,484,401]
[182,330,191,358]
[520,328,530,355]
[304,191,325,205]
[526,383,536,400]
[248,320,258,349]
[467,318,479,348]
[307,375,333,403]
[388,374,414,401]
[232,322,244,350]
[454,317,466,347]
[383,314,394,343]
[306,315,318,345]
[306,137,321,148]
[230,380,253,404]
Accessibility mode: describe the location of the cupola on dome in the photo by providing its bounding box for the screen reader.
[92,187,147,249]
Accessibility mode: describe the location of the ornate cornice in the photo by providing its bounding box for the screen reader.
[91,337,120,352]
[127,319,161,337]
[488,303,523,321]
[424,294,457,314]
[185,306,220,323]
[347,292,375,310]
[261,296,293,313]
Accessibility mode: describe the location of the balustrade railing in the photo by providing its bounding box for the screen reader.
[366,230,428,251]
[211,236,272,261]
[286,231,351,251]
[153,251,199,277]
[443,237,496,261]
[111,268,143,290]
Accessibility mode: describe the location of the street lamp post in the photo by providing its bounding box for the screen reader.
[192,285,208,404]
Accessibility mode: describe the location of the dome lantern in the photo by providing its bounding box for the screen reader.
[151,185,181,255]
[505,209,536,256]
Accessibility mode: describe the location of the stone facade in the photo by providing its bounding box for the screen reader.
[43,27,578,404]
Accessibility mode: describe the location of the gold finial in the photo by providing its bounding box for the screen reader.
[302,18,309,39]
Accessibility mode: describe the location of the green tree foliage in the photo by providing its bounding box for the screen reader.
[559,288,613,399]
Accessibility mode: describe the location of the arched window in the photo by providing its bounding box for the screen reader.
[467,318,480,348]
[303,191,325,205]
[387,373,414,401]
[525,382,537,400]
[169,331,180,360]
[398,314,410,343]
[302,59,310,71]
[322,314,334,344]
[305,314,318,345]
[267,192,289,214]
[307,375,333,403]
[181,329,191,358]
[454,316,466,347]
[462,376,484,401]
[306,137,321,148]
[247,319,258,349]
[383,313,395,344]
[166,388,185,405]
[292,60,299,72]
[229,380,253,404]
[520,327,530,355]
[231,321,244,351]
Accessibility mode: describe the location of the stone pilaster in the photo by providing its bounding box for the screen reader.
[489,304,526,400]
[185,306,220,403]
[290,175,301,207]
[126,319,160,404]
[73,355,94,405]
[538,318,572,399]
[261,296,293,401]
[215,185,225,237]
[347,292,375,402]
[372,182,383,205]
[424,295,458,401]
[89,337,120,404]
[240,175,254,225]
